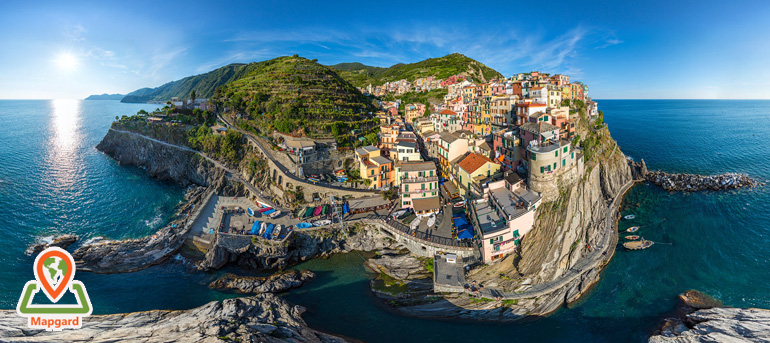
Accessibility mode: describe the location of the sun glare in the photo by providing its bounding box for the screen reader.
[55,53,78,71]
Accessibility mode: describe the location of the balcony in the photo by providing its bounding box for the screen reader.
[401,175,438,183]
[526,139,561,154]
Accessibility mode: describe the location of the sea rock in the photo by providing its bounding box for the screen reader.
[679,290,723,310]
[0,294,347,343]
[200,223,399,271]
[649,307,770,343]
[209,270,315,293]
[365,253,431,280]
[25,234,78,256]
[72,186,208,273]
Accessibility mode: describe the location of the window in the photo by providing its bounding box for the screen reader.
[553,162,557,170]
[513,230,520,238]
[421,183,425,190]
[555,151,558,157]
[494,245,500,251]
[571,152,574,159]
[531,153,536,161]
[563,147,568,153]
[540,166,545,173]
[405,185,409,192]
[562,159,566,166]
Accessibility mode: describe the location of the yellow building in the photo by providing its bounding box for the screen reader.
[454,152,500,197]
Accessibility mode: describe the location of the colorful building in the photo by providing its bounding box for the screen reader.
[355,145,394,189]
[396,161,440,215]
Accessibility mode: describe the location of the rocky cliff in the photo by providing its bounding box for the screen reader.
[96,129,225,188]
[0,294,346,343]
[200,224,399,271]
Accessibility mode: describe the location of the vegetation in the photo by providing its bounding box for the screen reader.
[122,63,255,103]
[210,56,375,137]
[381,187,398,200]
[330,53,503,87]
[382,88,448,108]
[188,125,245,164]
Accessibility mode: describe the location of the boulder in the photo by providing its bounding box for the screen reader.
[209,270,315,293]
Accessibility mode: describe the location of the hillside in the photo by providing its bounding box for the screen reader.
[85,93,124,100]
[121,63,252,103]
[329,53,504,87]
[211,55,376,137]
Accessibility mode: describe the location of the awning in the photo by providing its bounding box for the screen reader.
[250,221,261,235]
[457,226,474,239]
[412,197,440,213]
[453,217,469,227]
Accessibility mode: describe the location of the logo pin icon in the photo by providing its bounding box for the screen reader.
[16,247,92,331]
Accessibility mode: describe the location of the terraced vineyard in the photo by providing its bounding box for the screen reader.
[212,56,375,136]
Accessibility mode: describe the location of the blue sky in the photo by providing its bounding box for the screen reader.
[2,0,770,99]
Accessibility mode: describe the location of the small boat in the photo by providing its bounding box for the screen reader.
[296,222,313,229]
[259,222,267,235]
[272,225,282,238]
[259,207,273,213]
[410,217,421,231]
[625,235,640,240]
[624,239,654,250]
[313,219,331,227]
[312,206,323,216]
[304,207,314,218]
[624,214,636,220]
[247,207,255,216]
[269,210,282,218]
[263,223,274,238]
[391,209,407,219]
[626,226,639,233]
[427,214,436,227]
[321,204,329,216]
[453,201,465,208]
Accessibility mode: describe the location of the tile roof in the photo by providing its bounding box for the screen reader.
[439,109,457,115]
[519,121,559,134]
[371,156,392,165]
[458,153,494,174]
[399,161,436,172]
[438,132,462,144]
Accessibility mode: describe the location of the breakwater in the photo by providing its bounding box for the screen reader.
[630,159,758,191]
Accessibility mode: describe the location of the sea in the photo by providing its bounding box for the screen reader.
[0,99,768,342]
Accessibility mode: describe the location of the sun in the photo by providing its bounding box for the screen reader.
[55,52,78,71]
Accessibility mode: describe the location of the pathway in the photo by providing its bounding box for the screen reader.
[473,179,635,300]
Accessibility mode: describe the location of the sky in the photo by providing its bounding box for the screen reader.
[2,0,770,99]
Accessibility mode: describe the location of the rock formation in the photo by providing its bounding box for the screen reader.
[0,294,346,343]
[630,159,757,192]
[200,224,399,271]
[650,291,770,343]
[25,234,78,256]
[72,186,208,273]
[209,270,315,293]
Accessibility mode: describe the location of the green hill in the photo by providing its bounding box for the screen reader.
[85,93,125,100]
[329,53,504,87]
[211,55,375,137]
[121,63,252,103]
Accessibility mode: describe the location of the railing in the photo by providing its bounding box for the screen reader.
[401,175,438,183]
[358,215,474,249]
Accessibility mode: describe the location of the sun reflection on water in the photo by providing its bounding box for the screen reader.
[45,99,83,195]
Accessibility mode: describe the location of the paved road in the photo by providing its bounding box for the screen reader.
[217,115,376,194]
[473,179,636,300]
[110,128,279,209]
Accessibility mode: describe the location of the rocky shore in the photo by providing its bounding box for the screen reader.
[631,159,758,191]
[649,291,770,342]
[72,186,209,273]
[25,234,78,256]
[209,270,315,293]
[0,294,347,343]
[200,224,399,271]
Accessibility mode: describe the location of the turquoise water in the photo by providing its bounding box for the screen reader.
[1,100,768,342]
[0,100,234,314]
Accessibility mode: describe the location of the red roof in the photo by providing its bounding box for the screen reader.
[439,109,457,115]
[458,153,494,174]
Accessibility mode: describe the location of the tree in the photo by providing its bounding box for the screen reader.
[364,132,377,146]
[137,109,148,115]
[190,90,196,103]
[115,116,119,121]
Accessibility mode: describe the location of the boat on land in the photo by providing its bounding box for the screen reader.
[312,206,323,216]
[263,223,274,238]
[624,239,654,250]
[625,235,640,240]
[626,226,639,233]
[391,209,407,219]
[453,201,465,208]
[427,214,436,227]
[313,219,331,227]
[247,207,255,216]
[259,207,273,213]
[624,214,636,220]
[269,210,281,218]
[321,204,330,215]
[296,222,313,229]
[273,225,282,238]
[259,222,267,235]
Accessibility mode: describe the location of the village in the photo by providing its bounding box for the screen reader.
[177,71,599,269]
